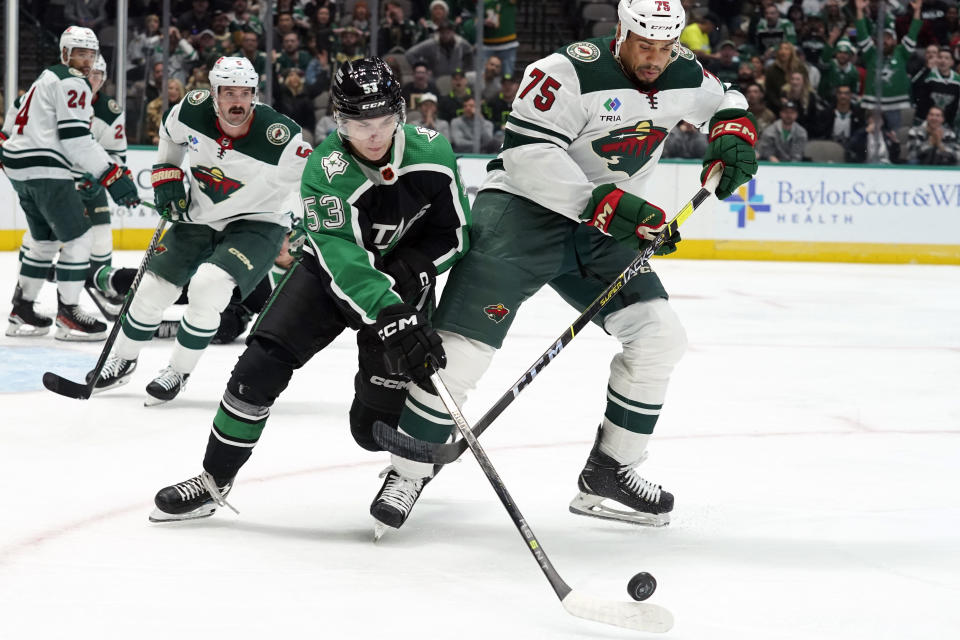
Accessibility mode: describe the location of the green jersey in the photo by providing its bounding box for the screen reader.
[300,124,472,325]
[857,18,921,111]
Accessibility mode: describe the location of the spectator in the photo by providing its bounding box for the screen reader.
[275,32,312,75]
[478,0,519,74]
[64,0,108,32]
[438,68,473,121]
[819,38,861,101]
[310,5,338,56]
[209,10,233,52]
[468,55,503,103]
[379,0,420,53]
[275,68,316,145]
[418,0,454,42]
[405,21,474,78]
[274,12,298,45]
[340,0,373,43]
[817,85,866,143]
[194,29,221,66]
[794,44,821,92]
[482,71,519,138]
[314,100,337,142]
[410,92,451,139]
[750,54,766,88]
[919,0,952,46]
[913,47,960,126]
[906,106,959,164]
[332,26,368,73]
[402,60,440,108]
[680,13,719,63]
[847,113,901,163]
[276,0,311,35]
[911,43,942,79]
[707,41,741,84]
[765,42,808,112]
[144,61,165,104]
[128,14,163,77]
[144,78,186,145]
[229,0,265,42]
[798,14,828,65]
[240,31,269,81]
[752,3,797,55]
[154,27,199,85]
[305,49,332,96]
[185,64,211,92]
[178,0,212,37]
[745,82,777,132]
[820,0,850,37]
[757,99,808,161]
[663,121,709,158]
[736,63,756,94]
[780,70,823,132]
[450,95,497,153]
[855,0,922,129]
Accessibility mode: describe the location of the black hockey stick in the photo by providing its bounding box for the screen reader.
[373,167,723,463]
[426,368,674,632]
[43,217,168,399]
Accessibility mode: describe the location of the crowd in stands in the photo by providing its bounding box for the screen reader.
[655,0,960,165]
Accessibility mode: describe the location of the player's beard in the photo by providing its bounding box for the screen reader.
[632,64,663,89]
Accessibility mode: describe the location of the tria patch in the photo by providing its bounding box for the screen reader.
[591,120,669,177]
[266,122,291,145]
[483,303,510,323]
[191,165,244,203]
[108,98,122,114]
[567,42,601,62]
[187,89,210,105]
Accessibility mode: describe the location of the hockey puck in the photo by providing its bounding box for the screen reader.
[627,572,657,601]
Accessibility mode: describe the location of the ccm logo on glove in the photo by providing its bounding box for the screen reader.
[377,314,419,340]
[709,117,757,145]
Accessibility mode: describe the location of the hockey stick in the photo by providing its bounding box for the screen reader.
[43,216,168,399]
[373,167,723,463]
[427,368,674,633]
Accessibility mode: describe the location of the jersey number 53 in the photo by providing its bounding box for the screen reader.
[304,195,345,230]
[518,68,562,112]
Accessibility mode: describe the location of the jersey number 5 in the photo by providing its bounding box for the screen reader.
[304,195,345,231]
[518,68,561,112]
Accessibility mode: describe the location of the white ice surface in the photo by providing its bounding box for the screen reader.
[1,252,958,639]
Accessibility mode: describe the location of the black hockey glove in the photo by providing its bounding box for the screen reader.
[151,163,188,221]
[375,303,446,385]
[100,163,141,207]
[383,247,437,308]
[580,184,667,251]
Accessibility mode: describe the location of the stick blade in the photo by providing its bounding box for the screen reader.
[372,420,439,462]
[561,590,674,633]
[42,372,93,400]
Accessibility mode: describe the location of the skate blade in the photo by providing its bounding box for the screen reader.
[54,327,107,342]
[6,323,51,337]
[373,520,395,542]
[148,505,217,522]
[143,394,174,407]
[89,376,133,395]
[569,492,671,527]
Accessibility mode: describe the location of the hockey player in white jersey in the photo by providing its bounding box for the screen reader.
[88,56,312,405]
[372,0,759,532]
[2,27,141,340]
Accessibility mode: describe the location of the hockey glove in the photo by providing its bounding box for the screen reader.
[383,247,437,308]
[701,108,758,201]
[580,184,667,250]
[77,172,105,197]
[376,303,446,385]
[151,163,188,221]
[99,163,141,207]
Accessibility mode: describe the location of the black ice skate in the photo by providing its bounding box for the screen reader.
[87,354,138,393]
[144,366,190,406]
[55,294,107,341]
[569,433,673,527]
[84,275,124,321]
[370,466,432,540]
[6,285,53,337]
[153,320,179,339]
[150,471,237,522]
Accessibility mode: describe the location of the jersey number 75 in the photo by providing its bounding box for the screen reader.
[518,68,562,112]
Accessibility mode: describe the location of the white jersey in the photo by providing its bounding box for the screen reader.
[482,37,747,221]
[156,89,312,231]
[0,64,113,182]
[71,92,127,180]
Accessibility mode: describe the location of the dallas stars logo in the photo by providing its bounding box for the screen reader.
[591,120,669,176]
[191,166,244,204]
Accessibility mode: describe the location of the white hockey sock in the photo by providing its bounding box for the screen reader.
[599,421,651,467]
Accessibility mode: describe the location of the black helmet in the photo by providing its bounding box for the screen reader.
[332,58,405,122]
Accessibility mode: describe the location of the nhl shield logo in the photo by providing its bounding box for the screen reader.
[266,123,291,145]
[483,303,510,323]
[381,166,395,181]
[591,120,669,176]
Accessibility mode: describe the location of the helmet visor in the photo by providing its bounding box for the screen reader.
[335,112,401,144]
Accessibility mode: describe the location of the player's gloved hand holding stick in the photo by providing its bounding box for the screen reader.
[701,108,759,200]
[579,185,679,255]
[99,163,141,207]
[376,303,446,385]
[151,163,189,221]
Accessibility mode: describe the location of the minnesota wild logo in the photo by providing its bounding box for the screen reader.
[591,120,669,176]
[191,165,244,203]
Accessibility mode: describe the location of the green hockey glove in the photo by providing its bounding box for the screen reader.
[701,108,759,200]
[77,172,105,197]
[580,184,666,250]
[99,163,141,207]
[151,163,188,221]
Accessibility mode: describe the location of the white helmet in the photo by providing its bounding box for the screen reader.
[59,26,99,64]
[89,54,108,92]
[615,0,686,59]
[210,57,259,100]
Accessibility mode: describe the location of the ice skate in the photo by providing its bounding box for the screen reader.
[370,466,431,540]
[569,434,673,527]
[6,285,53,337]
[153,320,179,339]
[55,294,107,341]
[150,471,236,522]
[144,366,190,406]
[84,275,124,321]
[86,354,137,393]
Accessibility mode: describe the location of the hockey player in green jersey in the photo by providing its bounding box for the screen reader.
[148,58,471,524]
[2,27,141,340]
[88,56,312,405]
[376,0,759,531]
